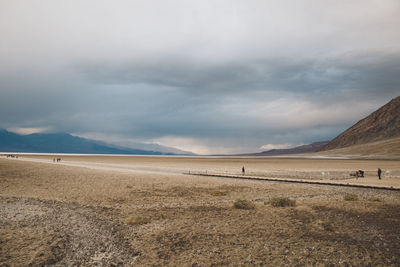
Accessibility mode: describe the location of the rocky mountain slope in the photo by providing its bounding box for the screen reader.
[320,96,400,151]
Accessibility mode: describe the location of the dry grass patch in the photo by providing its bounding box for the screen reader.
[321,220,334,232]
[268,197,296,207]
[125,215,151,225]
[343,193,359,201]
[210,190,227,196]
[233,199,255,210]
[368,196,382,202]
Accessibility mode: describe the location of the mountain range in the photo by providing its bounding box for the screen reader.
[0,129,193,155]
[1,96,398,156]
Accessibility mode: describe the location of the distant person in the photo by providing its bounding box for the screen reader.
[53,158,55,163]
[242,166,245,175]
[378,168,382,180]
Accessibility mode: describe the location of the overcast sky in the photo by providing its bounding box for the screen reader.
[1,0,399,154]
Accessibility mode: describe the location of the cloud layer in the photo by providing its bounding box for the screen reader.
[1,0,399,154]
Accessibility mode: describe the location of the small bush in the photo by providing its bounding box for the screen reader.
[210,191,227,196]
[125,215,151,225]
[343,194,358,201]
[268,197,296,207]
[368,196,382,202]
[321,221,334,232]
[233,199,255,210]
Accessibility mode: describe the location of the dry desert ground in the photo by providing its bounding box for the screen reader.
[1,155,400,266]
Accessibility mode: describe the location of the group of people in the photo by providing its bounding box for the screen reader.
[355,168,383,179]
[241,166,384,179]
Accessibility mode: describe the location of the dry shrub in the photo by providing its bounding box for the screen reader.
[343,194,358,201]
[268,197,296,207]
[210,191,227,196]
[321,220,334,232]
[233,199,255,210]
[368,196,382,202]
[125,215,151,225]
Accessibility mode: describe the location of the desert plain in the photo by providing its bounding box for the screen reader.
[1,154,400,266]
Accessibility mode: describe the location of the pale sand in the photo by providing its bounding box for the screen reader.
[1,155,399,266]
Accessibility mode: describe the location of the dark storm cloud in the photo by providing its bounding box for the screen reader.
[1,0,400,154]
[81,51,400,99]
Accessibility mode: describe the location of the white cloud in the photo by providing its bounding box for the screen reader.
[153,136,253,155]
[7,127,49,135]
[259,143,293,151]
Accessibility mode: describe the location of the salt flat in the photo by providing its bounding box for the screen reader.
[12,154,400,188]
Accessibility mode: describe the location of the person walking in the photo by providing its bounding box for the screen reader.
[242,166,245,175]
[378,168,382,180]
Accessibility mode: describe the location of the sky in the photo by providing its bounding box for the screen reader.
[1,0,399,154]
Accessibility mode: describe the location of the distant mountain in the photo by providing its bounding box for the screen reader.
[239,141,329,156]
[0,129,192,155]
[97,140,194,155]
[319,96,400,151]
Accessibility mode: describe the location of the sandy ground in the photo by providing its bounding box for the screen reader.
[1,155,400,266]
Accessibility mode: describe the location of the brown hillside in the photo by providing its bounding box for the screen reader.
[317,137,400,158]
[320,96,400,151]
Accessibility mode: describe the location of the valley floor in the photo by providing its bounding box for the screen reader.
[1,156,400,266]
